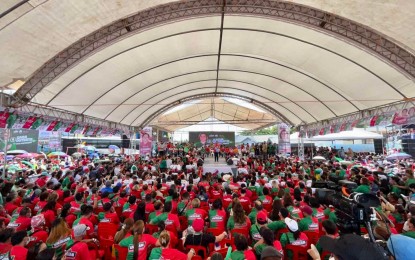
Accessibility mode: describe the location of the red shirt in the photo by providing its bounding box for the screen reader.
[10,245,28,260]
[101,212,120,225]
[27,230,49,248]
[145,203,155,214]
[8,216,31,232]
[34,201,47,214]
[78,218,94,238]
[35,177,47,188]
[160,248,187,260]
[0,243,12,254]
[66,241,91,260]
[4,202,17,215]
[43,209,57,228]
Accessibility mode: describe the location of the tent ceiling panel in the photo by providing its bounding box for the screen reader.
[223,16,414,97]
[107,80,217,123]
[32,16,221,104]
[215,82,317,123]
[222,29,405,109]
[1,0,414,130]
[83,69,218,118]
[217,74,332,121]
[218,55,358,116]
[48,30,219,108]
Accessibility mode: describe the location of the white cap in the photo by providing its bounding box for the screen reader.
[285,217,298,232]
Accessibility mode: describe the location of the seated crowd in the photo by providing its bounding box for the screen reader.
[0,149,414,260]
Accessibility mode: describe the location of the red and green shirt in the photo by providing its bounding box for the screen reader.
[208,209,226,231]
[119,234,157,260]
[149,248,187,260]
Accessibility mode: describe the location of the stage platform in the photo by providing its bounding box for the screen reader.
[202,157,235,175]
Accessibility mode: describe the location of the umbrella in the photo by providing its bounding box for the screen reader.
[21,161,34,169]
[386,152,412,161]
[108,145,119,150]
[72,152,83,158]
[7,150,28,155]
[340,160,353,165]
[84,146,96,151]
[335,157,344,162]
[312,156,326,161]
[15,153,40,159]
[48,152,68,158]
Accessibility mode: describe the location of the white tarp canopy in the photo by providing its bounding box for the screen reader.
[310,129,383,141]
[0,0,414,129]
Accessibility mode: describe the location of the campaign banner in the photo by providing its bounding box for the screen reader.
[392,107,415,125]
[0,111,9,128]
[140,127,153,156]
[46,121,59,131]
[189,131,235,147]
[278,123,291,154]
[0,129,39,152]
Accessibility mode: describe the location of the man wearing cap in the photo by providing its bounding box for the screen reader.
[250,211,268,246]
[66,224,93,260]
[298,205,319,232]
[280,218,308,260]
[26,214,48,248]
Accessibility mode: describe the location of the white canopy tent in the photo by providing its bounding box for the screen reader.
[0,0,414,131]
[310,129,383,141]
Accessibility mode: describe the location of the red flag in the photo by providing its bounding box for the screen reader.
[0,111,10,128]
[46,121,59,131]
[22,116,37,129]
[64,122,76,132]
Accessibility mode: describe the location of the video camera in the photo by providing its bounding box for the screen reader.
[313,180,380,236]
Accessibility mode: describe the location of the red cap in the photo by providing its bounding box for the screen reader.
[368,176,375,182]
[300,205,313,216]
[192,218,204,232]
[70,183,77,190]
[256,211,267,224]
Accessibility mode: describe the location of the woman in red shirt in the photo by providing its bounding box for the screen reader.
[41,201,57,229]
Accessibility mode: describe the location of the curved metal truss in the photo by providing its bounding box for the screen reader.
[11,0,415,107]
[139,92,285,129]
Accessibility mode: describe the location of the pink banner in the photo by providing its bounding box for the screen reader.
[140,127,153,156]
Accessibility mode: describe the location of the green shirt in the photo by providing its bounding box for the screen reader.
[267,220,286,232]
[46,236,74,259]
[248,209,258,225]
[324,208,337,222]
[119,234,157,260]
[403,231,415,239]
[405,178,415,188]
[298,216,318,232]
[230,251,245,260]
[354,184,371,194]
[250,224,263,246]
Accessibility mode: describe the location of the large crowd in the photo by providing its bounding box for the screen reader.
[1,141,415,260]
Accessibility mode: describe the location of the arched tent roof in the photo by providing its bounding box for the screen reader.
[1,0,414,129]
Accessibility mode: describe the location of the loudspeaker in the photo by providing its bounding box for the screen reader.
[373,139,384,155]
[122,134,130,148]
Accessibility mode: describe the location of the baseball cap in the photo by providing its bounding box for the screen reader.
[31,214,45,228]
[284,218,298,232]
[320,234,387,260]
[300,205,313,216]
[261,246,283,260]
[192,218,204,233]
[73,224,87,237]
[256,211,268,225]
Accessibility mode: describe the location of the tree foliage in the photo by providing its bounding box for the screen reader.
[240,126,278,135]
